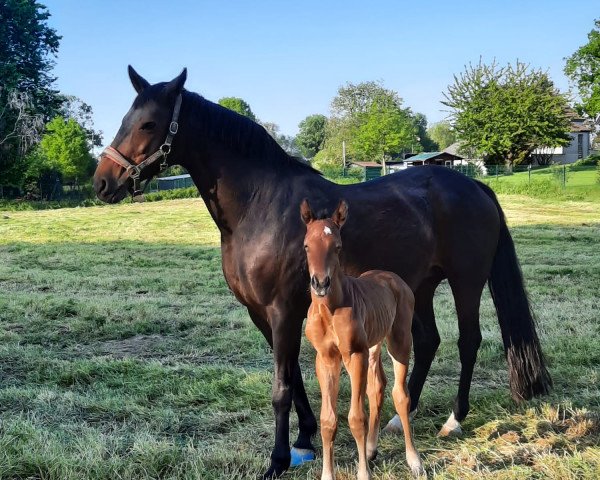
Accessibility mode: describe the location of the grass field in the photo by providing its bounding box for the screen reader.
[482,165,600,201]
[0,196,599,479]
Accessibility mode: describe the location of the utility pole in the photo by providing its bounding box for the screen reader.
[342,140,346,176]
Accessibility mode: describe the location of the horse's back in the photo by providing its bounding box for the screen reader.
[339,166,501,287]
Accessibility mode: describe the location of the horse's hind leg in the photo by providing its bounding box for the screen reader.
[386,303,423,476]
[366,344,386,461]
[439,278,485,437]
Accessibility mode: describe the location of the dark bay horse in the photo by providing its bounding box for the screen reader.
[302,199,422,479]
[93,67,551,479]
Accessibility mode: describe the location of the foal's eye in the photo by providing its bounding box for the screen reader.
[304,245,308,251]
[140,121,156,131]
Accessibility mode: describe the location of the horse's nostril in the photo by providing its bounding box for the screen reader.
[311,276,319,289]
[322,276,331,289]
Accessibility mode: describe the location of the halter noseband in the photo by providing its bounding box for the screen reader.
[100,93,183,200]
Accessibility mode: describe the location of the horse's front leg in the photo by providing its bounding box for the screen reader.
[247,308,317,464]
[263,306,304,479]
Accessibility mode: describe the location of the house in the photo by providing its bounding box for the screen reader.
[402,151,463,167]
[531,117,594,165]
[156,174,194,190]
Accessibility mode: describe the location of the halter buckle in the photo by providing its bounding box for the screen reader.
[160,143,172,155]
[169,121,179,134]
[127,164,141,179]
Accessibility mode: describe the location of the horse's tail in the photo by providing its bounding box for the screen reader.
[476,181,552,401]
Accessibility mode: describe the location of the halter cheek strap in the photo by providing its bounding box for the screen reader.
[100,93,183,200]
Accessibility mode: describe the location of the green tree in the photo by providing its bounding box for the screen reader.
[314,81,419,171]
[0,0,62,184]
[262,121,300,156]
[564,19,600,118]
[427,121,456,150]
[443,60,571,166]
[218,97,257,122]
[37,116,95,183]
[413,113,438,151]
[296,114,327,158]
[352,95,417,161]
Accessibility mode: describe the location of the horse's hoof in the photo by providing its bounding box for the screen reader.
[290,446,316,467]
[382,409,418,434]
[437,412,463,437]
[262,464,286,479]
[410,462,426,477]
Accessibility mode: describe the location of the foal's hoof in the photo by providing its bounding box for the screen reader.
[290,447,316,467]
[367,448,378,462]
[437,412,463,438]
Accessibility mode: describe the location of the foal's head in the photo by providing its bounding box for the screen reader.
[300,199,348,297]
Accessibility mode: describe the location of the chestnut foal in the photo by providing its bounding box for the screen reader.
[301,199,423,480]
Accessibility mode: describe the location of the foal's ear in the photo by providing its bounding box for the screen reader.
[300,199,314,225]
[164,68,188,97]
[128,65,150,94]
[332,199,349,228]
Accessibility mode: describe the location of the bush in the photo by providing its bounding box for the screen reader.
[144,187,199,202]
[571,153,600,167]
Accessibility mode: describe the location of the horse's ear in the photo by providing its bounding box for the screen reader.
[128,65,150,94]
[165,68,187,97]
[332,199,348,228]
[300,199,314,225]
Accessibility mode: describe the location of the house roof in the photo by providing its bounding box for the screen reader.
[157,174,191,181]
[406,152,444,162]
[351,161,381,168]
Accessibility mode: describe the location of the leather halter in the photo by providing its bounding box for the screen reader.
[100,93,183,200]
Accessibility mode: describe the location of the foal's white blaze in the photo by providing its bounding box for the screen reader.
[323,226,332,235]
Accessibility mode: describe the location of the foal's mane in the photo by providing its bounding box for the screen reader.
[182,90,321,175]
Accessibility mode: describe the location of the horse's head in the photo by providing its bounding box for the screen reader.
[300,199,348,297]
[93,66,187,203]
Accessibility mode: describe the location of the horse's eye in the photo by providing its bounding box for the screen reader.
[304,245,308,251]
[140,121,156,131]
[335,245,341,252]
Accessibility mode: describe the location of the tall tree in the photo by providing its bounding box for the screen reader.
[443,60,571,165]
[262,121,300,157]
[36,116,95,182]
[0,0,62,184]
[427,121,456,150]
[564,19,600,118]
[296,114,327,158]
[314,81,419,171]
[413,112,438,151]
[218,97,257,122]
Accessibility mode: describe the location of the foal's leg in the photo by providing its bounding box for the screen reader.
[387,305,423,476]
[366,344,386,461]
[315,351,342,480]
[344,350,370,480]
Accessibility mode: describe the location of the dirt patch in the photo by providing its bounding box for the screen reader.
[85,334,174,359]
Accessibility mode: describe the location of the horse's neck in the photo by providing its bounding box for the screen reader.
[176,96,323,237]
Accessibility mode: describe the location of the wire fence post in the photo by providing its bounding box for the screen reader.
[563,165,566,188]
[528,164,531,184]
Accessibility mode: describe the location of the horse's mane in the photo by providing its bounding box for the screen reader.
[182,90,321,175]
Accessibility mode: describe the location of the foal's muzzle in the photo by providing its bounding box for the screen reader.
[311,275,331,297]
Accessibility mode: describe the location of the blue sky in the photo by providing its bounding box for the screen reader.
[43,1,597,147]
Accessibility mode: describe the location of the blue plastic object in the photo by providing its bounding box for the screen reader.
[290,447,316,467]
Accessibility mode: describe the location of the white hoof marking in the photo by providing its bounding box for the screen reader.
[382,409,417,434]
[438,412,463,437]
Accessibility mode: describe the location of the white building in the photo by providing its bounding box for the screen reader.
[532,117,594,165]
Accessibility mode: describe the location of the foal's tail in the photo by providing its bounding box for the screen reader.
[477,181,552,402]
